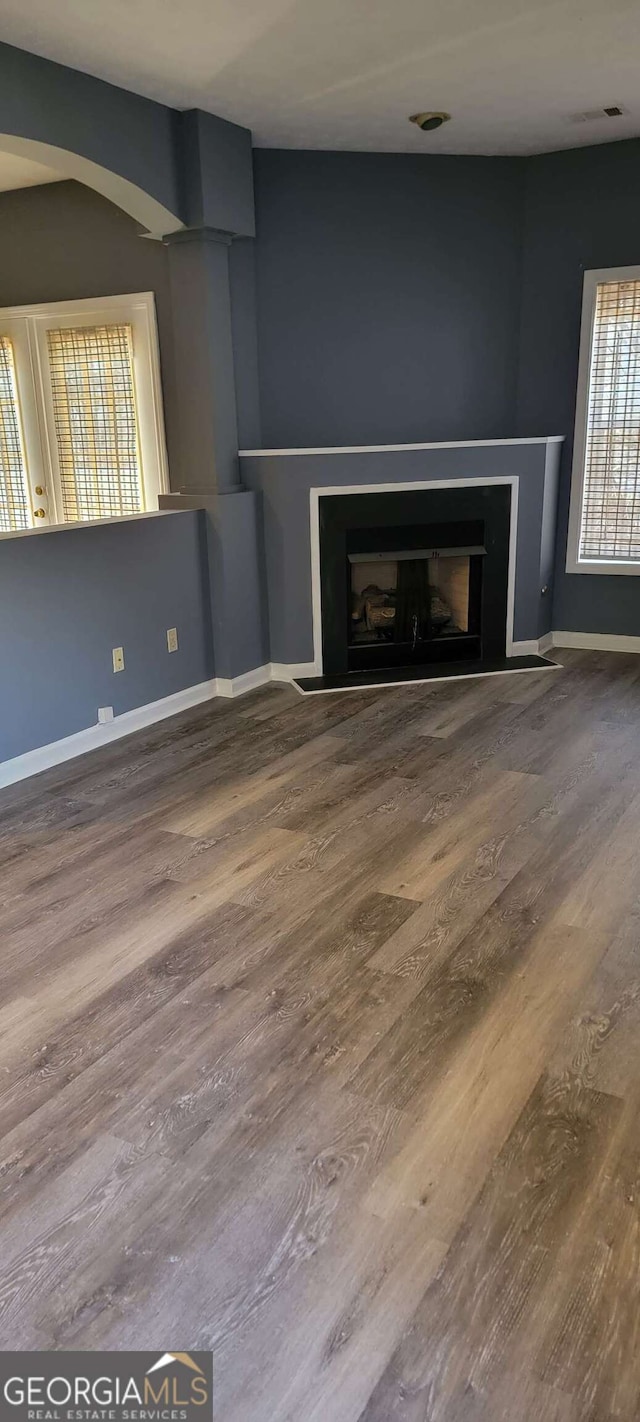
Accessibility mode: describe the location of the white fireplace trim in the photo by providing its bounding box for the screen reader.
[309,476,520,675]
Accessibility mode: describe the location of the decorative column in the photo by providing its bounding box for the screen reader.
[164,228,240,495]
[158,113,268,681]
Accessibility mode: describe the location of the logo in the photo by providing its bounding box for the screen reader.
[0,1352,213,1422]
[145,1357,203,1379]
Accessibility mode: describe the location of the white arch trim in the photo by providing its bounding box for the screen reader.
[0,134,184,238]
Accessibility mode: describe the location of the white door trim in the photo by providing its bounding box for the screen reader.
[309,476,520,675]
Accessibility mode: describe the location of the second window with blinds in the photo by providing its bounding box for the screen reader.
[568,266,640,575]
[0,293,168,533]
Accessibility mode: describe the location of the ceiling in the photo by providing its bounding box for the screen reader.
[0,150,64,191]
[0,0,639,156]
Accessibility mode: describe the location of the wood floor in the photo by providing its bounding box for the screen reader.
[1,650,640,1419]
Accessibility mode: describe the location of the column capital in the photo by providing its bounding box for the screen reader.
[163,225,233,248]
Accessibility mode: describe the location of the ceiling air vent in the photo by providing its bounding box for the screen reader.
[570,105,627,123]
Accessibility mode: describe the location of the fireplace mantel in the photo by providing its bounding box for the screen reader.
[239,436,564,458]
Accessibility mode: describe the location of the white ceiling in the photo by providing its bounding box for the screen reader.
[1,0,639,155]
[0,150,64,191]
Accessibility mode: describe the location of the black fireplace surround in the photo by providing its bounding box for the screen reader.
[319,485,512,678]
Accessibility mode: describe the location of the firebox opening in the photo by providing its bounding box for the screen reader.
[344,519,485,671]
[349,548,481,648]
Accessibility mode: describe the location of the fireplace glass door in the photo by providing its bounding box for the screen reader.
[347,546,483,669]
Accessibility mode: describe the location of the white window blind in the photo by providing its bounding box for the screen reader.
[579,278,640,562]
[46,323,145,522]
[0,335,30,533]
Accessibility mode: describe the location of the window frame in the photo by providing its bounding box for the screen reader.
[0,332,34,533]
[567,264,640,577]
[0,292,169,531]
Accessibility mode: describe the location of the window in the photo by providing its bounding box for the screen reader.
[568,266,640,574]
[0,293,168,534]
[47,324,143,522]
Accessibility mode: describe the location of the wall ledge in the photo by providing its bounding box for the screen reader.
[239,436,565,458]
[0,509,183,544]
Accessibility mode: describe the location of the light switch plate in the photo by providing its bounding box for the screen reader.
[167,627,178,653]
[112,646,125,673]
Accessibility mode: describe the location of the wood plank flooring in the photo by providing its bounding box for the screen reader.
[1,650,640,1419]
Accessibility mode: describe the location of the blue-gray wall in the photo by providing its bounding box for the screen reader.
[516,138,640,635]
[252,150,525,450]
[0,512,213,762]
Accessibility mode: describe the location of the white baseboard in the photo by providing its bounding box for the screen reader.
[0,663,313,788]
[218,663,318,694]
[0,679,220,789]
[269,660,319,682]
[214,664,272,697]
[552,630,640,653]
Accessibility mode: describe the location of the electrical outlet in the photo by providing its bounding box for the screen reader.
[112,646,125,673]
[167,627,178,653]
[98,706,114,723]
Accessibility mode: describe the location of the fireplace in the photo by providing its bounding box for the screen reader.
[319,485,512,680]
[238,436,563,692]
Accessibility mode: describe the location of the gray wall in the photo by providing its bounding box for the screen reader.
[229,238,262,450]
[0,180,171,312]
[251,150,525,449]
[0,512,213,762]
[516,138,640,635]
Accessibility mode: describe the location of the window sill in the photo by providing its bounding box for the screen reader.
[566,556,640,577]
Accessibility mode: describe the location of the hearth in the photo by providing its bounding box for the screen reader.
[318,485,512,680]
